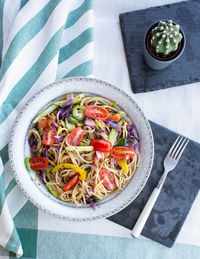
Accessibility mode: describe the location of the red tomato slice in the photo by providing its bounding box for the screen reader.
[67,127,85,146]
[99,168,116,191]
[111,147,135,159]
[108,114,121,122]
[29,157,49,170]
[39,118,53,132]
[85,105,109,120]
[90,139,112,152]
[42,126,57,146]
[63,174,80,191]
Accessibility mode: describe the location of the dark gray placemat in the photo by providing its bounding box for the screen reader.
[108,121,200,247]
[119,0,200,93]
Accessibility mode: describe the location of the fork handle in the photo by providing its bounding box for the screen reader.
[131,187,160,238]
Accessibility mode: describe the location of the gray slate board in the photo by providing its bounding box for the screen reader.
[120,0,200,93]
[108,121,200,247]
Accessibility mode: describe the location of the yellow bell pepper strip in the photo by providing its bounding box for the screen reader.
[57,126,62,136]
[117,159,128,175]
[52,163,87,180]
[111,102,118,107]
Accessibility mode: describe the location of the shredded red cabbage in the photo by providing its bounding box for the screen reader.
[56,147,60,154]
[127,124,140,142]
[83,117,96,128]
[55,134,66,142]
[106,119,121,132]
[59,104,73,119]
[126,140,135,147]
[43,146,49,158]
[60,94,73,108]
[95,129,106,133]
[91,164,95,170]
[65,111,71,118]
[86,196,97,210]
[51,121,59,129]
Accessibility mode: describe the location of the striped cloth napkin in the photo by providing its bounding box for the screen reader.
[0,0,93,257]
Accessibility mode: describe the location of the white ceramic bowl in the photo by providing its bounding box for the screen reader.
[9,77,154,221]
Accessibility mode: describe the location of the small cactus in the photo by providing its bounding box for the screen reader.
[150,20,183,55]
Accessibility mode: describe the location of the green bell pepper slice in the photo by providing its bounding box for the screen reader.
[72,105,85,121]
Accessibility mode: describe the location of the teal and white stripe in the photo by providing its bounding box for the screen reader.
[0,0,93,257]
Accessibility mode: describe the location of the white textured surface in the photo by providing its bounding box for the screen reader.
[92,0,200,246]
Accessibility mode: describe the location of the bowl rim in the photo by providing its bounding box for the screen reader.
[9,77,154,221]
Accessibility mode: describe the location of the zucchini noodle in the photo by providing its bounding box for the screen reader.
[28,94,140,207]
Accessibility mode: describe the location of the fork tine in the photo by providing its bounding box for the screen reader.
[169,136,183,157]
[170,136,185,158]
[168,135,181,156]
[175,139,189,161]
[172,137,187,159]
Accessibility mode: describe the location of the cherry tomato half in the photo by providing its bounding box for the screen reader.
[108,114,121,122]
[85,105,109,120]
[63,174,80,191]
[67,127,85,146]
[110,147,135,159]
[99,168,116,191]
[42,126,57,146]
[90,139,112,152]
[29,157,49,170]
[38,118,53,132]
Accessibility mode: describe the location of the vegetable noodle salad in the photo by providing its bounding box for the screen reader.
[25,94,140,209]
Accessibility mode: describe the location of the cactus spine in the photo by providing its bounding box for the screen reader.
[150,20,182,55]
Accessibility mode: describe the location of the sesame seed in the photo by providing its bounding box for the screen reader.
[158,40,162,44]
[166,38,169,42]
[156,33,160,36]
[166,45,169,49]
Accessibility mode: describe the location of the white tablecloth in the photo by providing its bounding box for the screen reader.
[37,0,200,248]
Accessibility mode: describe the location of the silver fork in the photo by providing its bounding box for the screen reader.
[131,136,189,238]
